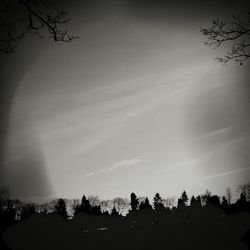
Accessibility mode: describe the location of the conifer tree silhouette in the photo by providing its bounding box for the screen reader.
[54,199,68,219]
[221,196,229,212]
[76,195,91,213]
[190,195,196,205]
[139,197,152,210]
[235,193,248,211]
[178,190,188,208]
[130,192,139,212]
[207,195,221,207]
[195,195,201,204]
[111,207,119,216]
[190,195,202,208]
[90,205,102,215]
[153,193,164,209]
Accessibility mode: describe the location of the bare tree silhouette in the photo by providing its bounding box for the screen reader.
[1,185,250,249]
[0,0,78,53]
[201,12,250,64]
[113,197,130,215]
[237,183,250,201]
[225,187,232,205]
[0,0,78,203]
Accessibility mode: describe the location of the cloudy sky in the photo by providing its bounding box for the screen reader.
[1,0,249,202]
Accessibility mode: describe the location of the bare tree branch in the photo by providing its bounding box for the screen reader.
[201,12,250,64]
[20,0,79,42]
[0,0,78,53]
[237,183,250,201]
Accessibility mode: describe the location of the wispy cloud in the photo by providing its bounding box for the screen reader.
[181,136,249,168]
[159,158,199,173]
[158,135,249,175]
[199,136,249,159]
[85,172,96,177]
[201,167,250,180]
[194,127,232,141]
[85,155,145,177]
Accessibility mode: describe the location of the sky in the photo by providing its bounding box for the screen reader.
[0,0,249,202]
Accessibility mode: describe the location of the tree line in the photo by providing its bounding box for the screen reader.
[1,183,249,223]
[1,183,250,249]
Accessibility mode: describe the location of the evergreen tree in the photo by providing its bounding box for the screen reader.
[221,196,229,211]
[195,195,202,206]
[177,198,183,208]
[181,191,188,204]
[235,192,248,211]
[130,193,139,212]
[55,199,68,219]
[178,190,188,208]
[153,193,164,209]
[189,195,202,208]
[139,197,152,210]
[76,195,91,213]
[207,195,221,207]
[239,192,247,203]
[111,207,119,216]
[190,196,196,206]
[90,205,102,215]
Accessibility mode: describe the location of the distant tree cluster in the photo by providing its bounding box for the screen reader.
[2,183,250,249]
[1,183,250,223]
